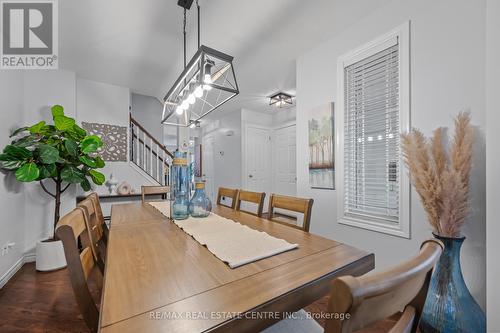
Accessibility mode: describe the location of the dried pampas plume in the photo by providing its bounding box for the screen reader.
[401,112,474,237]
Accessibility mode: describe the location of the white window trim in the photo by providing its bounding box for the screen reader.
[336,21,411,238]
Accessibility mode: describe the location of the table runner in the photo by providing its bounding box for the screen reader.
[148,202,298,268]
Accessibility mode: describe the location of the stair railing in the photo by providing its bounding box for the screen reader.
[129,115,173,185]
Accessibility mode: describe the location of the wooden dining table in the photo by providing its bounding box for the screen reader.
[98,202,374,333]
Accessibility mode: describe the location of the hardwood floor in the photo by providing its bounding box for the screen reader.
[0,263,399,333]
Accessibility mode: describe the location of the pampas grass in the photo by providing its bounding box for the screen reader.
[401,112,474,237]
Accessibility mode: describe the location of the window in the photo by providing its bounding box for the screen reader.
[337,23,410,238]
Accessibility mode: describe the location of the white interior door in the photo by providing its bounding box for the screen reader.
[244,126,272,212]
[273,124,297,196]
[202,135,215,203]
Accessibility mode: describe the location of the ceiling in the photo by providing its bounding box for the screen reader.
[59,0,390,119]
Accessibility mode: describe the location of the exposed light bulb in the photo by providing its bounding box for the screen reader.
[175,106,184,115]
[189,123,196,129]
[203,84,212,91]
[187,93,196,104]
[194,86,203,98]
[181,100,189,110]
[204,74,213,84]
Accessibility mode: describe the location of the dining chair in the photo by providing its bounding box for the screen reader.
[141,185,170,203]
[235,189,266,217]
[268,194,314,232]
[262,239,443,333]
[55,208,103,333]
[77,197,106,273]
[216,187,239,209]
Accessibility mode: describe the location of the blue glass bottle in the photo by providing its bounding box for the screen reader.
[420,234,486,333]
[188,182,212,218]
[170,151,190,220]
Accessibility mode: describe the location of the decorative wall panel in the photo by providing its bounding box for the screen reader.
[82,122,127,161]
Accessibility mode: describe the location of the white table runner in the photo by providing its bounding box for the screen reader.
[148,202,298,268]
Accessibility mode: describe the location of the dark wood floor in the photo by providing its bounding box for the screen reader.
[0,263,399,332]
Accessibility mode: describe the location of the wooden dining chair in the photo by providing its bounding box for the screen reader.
[262,239,443,333]
[216,187,239,209]
[268,194,314,232]
[235,189,266,217]
[56,208,103,333]
[141,185,170,203]
[77,196,106,272]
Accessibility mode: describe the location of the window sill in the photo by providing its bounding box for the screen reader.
[339,216,410,239]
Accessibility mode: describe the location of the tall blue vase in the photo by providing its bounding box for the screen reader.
[420,234,485,333]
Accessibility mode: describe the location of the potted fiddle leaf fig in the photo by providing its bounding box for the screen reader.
[0,105,106,271]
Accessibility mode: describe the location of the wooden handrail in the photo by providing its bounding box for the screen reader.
[130,115,174,159]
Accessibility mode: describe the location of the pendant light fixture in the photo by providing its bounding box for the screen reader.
[162,0,239,127]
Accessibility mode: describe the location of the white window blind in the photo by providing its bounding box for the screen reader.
[343,43,400,224]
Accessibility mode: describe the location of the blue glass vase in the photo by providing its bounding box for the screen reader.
[188,182,211,218]
[170,151,190,220]
[420,234,485,333]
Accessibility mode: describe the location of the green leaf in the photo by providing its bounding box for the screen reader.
[3,145,32,159]
[54,115,75,131]
[60,165,85,183]
[29,121,46,134]
[80,177,91,191]
[38,163,57,179]
[79,155,97,167]
[64,139,78,156]
[10,127,28,137]
[89,170,105,185]
[0,153,24,170]
[94,156,105,168]
[65,124,87,141]
[11,134,41,148]
[15,162,39,182]
[36,145,59,164]
[51,105,64,118]
[80,135,102,154]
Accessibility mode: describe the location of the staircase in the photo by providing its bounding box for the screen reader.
[129,115,173,185]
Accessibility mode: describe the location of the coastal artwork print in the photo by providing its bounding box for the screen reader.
[308,103,335,189]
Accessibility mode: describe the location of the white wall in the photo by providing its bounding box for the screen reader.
[130,93,163,141]
[486,0,500,329]
[0,72,26,287]
[203,110,243,197]
[297,0,486,308]
[76,78,156,207]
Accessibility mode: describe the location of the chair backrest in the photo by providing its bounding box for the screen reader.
[268,194,314,232]
[325,239,443,333]
[216,187,239,209]
[56,208,102,333]
[141,185,170,203]
[87,192,109,242]
[77,197,106,272]
[235,190,266,217]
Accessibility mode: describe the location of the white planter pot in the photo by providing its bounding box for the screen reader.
[35,240,67,271]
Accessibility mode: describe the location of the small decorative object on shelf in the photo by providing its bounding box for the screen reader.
[401,112,485,333]
[170,151,190,220]
[116,181,132,195]
[105,173,119,194]
[189,182,212,218]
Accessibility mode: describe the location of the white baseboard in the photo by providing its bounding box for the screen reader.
[0,252,36,289]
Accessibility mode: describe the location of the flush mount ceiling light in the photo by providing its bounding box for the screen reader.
[162,0,239,127]
[269,92,294,108]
